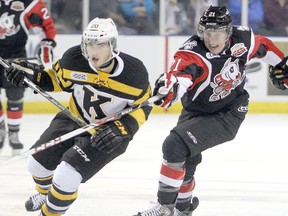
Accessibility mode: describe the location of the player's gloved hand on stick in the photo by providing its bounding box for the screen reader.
[153,73,179,108]
[4,66,30,88]
[38,38,56,65]
[12,59,45,72]
[91,120,131,154]
[269,56,288,90]
[5,60,44,88]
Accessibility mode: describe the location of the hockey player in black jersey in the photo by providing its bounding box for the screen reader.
[4,17,152,215]
[134,6,288,216]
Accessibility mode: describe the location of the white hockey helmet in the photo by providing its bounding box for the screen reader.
[81,17,118,59]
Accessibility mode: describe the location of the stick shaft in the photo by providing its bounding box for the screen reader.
[0,57,87,127]
[0,95,160,166]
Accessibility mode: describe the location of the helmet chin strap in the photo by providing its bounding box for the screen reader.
[98,50,120,69]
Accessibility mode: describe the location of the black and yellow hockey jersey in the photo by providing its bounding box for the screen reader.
[34,45,152,137]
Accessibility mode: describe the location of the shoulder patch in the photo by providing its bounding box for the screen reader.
[230,43,247,57]
[11,1,24,11]
[71,72,88,81]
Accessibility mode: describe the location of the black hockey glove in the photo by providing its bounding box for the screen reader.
[12,59,45,72]
[4,67,28,88]
[38,39,56,66]
[4,60,44,88]
[153,73,179,108]
[91,120,131,154]
[269,56,288,90]
[28,13,43,25]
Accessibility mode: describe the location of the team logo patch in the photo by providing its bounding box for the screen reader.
[230,43,247,57]
[11,1,24,11]
[0,12,20,39]
[209,58,245,101]
[71,72,87,81]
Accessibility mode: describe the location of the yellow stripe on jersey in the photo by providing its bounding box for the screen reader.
[133,86,152,105]
[62,69,143,96]
[45,61,73,91]
[50,186,78,201]
[68,97,97,135]
[129,108,146,128]
[44,68,70,92]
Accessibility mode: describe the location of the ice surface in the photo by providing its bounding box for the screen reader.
[0,114,287,216]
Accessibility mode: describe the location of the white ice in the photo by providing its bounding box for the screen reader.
[0,113,288,216]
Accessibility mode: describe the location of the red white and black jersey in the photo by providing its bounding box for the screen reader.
[169,26,284,116]
[0,0,56,56]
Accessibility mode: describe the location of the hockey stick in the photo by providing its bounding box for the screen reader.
[244,61,262,73]
[5,57,39,62]
[0,57,87,127]
[0,95,161,166]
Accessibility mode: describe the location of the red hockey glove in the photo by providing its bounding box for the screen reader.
[269,56,288,90]
[38,39,56,66]
[153,73,179,108]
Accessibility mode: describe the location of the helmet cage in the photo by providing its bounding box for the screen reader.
[81,17,118,60]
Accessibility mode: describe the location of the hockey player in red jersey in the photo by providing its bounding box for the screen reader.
[134,6,288,216]
[0,0,56,155]
[4,17,152,215]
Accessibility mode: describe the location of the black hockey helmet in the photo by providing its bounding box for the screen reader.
[197,5,232,39]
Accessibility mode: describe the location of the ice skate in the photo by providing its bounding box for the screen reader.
[134,202,176,216]
[25,193,47,211]
[8,131,23,156]
[177,197,199,216]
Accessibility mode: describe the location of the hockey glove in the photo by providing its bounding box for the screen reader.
[12,59,44,72]
[28,13,43,26]
[4,60,43,88]
[269,56,288,90]
[38,39,56,66]
[4,67,27,87]
[153,73,179,108]
[91,120,131,154]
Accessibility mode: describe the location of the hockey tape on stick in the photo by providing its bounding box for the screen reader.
[0,95,161,166]
[0,57,87,127]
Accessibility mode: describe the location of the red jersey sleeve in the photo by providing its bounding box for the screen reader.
[23,0,56,39]
[169,51,210,90]
[249,34,284,66]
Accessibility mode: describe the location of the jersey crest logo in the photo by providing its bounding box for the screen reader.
[230,43,247,57]
[209,58,245,101]
[0,12,20,39]
[180,40,197,50]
